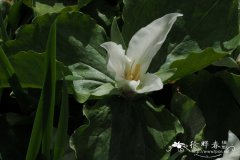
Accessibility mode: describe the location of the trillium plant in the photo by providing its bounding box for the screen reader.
[101,13,182,94]
[1,0,240,160]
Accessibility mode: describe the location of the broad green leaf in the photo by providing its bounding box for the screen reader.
[213,57,239,69]
[79,0,120,28]
[161,40,228,81]
[55,12,108,64]
[170,92,205,143]
[177,71,240,142]
[111,17,126,49]
[8,1,33,34]
[122,0,238,48]
[23,0,71,7]
[0,47,34,109]
[223,33,240,50]
[216,71,240,106]
[34,2,65,16]
[122,0,238,72]
[53,79,69,160]
[0,51,71,89]
[33,2,79,17]
[155,68,177,84]
[70,98,183,160]
[55,12,114,102]
[5,12,108,65]
[70,100,112,160]
[69,62,114,103]
[6,13,58,54]
[5,12,111,101]
[5,12,107,60]
[26,21,57,160]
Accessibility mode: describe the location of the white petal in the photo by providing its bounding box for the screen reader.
[134,73,163,93]
[217,131,240,160]
[126,13,183,75]
[115,78,140,92]
[101,42,129,80]
[127,80,141,92]
[115,73,162,94]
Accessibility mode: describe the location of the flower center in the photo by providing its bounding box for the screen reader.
[125,64,141,81]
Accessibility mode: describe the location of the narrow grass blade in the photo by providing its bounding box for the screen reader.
[41,20,57,159]
[26,21,57,160]
[25,95,44,160]
[53,78,69,160]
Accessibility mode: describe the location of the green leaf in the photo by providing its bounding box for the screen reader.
[0,51,71,89]
[8,1,33,34]
[177,71,240,142]
[41,20,57,159]
[223,33,240,50]
[122,0,238,72]
[78,0,120,28]
[70,100,111,160]
[6,12,106,60]
[34,2,65,16]
[0,47,34,109]
[6,13,58,54]
[161,40,228,81]
[70,98,183,160]
[155,68,177,84]
[55,12,114,102]
[56,12,107,62]
[5,12,110,101]
[170,92,205,143]
[213,57,239,69]
[122,0,238,48]
[216,71,240,106]
[69,61,114,103]
[53,79,69,160]
[26,20,57,160]
[111,17,126,49]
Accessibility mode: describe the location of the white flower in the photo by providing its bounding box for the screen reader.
[216,131,240,160]
[101,13,182,94]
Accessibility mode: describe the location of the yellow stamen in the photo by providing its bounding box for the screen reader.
[125,64,141,81]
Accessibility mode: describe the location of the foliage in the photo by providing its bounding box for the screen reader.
[0,0,240,160]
